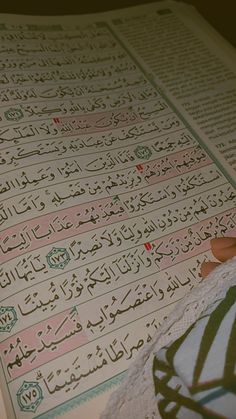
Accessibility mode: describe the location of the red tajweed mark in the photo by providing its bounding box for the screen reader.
[53,117,60,123]
[136,164,144,172]
[144,242,152,251]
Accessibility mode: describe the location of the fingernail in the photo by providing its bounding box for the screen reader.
[211,237,236,249]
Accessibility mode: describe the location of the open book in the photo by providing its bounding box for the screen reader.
[0,1,235,418]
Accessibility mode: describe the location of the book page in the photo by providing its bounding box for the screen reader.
[112,1,236,172]
[0,3,235,418]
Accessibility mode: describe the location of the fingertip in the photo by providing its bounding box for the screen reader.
[211,237,236,250]
[200,261,220,278]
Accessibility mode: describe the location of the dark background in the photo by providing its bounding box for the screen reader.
[0,0,235,48]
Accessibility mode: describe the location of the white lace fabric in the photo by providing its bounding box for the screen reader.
[101,257,236,419]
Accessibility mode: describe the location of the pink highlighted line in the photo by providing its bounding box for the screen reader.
[150,210,236,270]
[54,107,143,136]
[0,308,88,381]
[141,146,212,185]
[0,196,128,263]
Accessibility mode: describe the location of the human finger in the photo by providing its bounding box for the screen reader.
[211,237,236,262]
[200,261,221,278]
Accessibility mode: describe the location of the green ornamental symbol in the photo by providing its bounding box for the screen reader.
[46,247,70,269]
[17,381,43,413]
[0,306,17,332]
[134,145,152,160]
[4,108,24,122]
